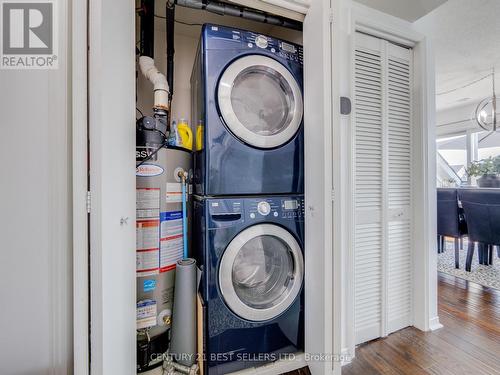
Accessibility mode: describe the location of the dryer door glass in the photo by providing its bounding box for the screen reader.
[231,67,293,136]
[218,55,303,149]
[219,224,304,322]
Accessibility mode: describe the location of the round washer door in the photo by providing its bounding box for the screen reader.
[218,224,304,322]
[217,55,303,149]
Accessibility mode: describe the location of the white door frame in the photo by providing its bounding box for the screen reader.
[87,0,137,374]
[77,0,338,374]
[303,0,337,374]
[72,0,89,373]
[331,0,441,361]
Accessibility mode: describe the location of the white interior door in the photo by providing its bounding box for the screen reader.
[353,32,413,345]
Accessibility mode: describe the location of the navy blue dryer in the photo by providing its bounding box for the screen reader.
[193,195,305,374]
[191,24,304,196]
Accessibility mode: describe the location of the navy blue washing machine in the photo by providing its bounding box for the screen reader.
[191,24,304,196]
[193,195,305,374]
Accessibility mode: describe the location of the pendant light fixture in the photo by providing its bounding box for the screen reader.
[475,68,498,142]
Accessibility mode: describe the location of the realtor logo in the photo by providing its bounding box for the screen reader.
[1,0,58,69]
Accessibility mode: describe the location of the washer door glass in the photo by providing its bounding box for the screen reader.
[219,224,304,322]
[218,55,303,149]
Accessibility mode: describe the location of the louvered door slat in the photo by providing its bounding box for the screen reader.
[353,33,384,344]
[387,45,413,334]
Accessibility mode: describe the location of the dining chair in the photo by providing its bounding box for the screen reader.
[458,189,500,271]
[437,188,467,268]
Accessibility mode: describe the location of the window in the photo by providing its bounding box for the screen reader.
[477,130,500,160]
[436,130,500,187]
[437,134,467,184]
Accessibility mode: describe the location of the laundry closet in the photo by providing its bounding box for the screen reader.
[83,1,437,374]
[134,1,306,374]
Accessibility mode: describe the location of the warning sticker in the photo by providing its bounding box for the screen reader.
[160,211,184,272]
[136,251,159,277]
[136,220,159,250]
[137,188,160,277]
[136,218,160,277]
[166,182,182,203]
[137,300,157,329]
[137,188,160,219]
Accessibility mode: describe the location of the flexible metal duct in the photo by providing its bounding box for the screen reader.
[175,0,302,30]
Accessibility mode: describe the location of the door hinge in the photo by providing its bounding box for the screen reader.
[329,9,334,24]
[86,191,91,213]
[332,189,335,201]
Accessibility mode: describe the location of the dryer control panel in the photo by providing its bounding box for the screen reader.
[204,24,303,64]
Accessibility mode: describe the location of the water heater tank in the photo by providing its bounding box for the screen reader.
[136,124,192,372]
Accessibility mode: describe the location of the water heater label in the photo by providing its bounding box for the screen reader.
[136,248,159,277]
[137,188,161,277]
[137,300,157,329]
[136,220,159,250]
[166,182,182,203]
[136,164,164,177]
[143,279,156,292]
[159,211,183,273]
[137,188,160,219]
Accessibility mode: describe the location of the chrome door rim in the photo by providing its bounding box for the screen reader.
[217,55,303,149]
[218,223,304,321]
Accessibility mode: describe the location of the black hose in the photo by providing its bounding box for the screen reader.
[166,3,176,101]
[139,0,155,58]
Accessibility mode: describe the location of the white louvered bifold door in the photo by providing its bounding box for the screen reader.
[386,43,413,333]
[353,34,384,345]
[353,33,413,345]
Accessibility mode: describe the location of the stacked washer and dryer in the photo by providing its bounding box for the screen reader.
[191,24,305,374]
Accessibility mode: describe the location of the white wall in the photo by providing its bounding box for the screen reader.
[0,0,73,373]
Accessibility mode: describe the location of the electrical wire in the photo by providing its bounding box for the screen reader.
[153,13,203,26]
[174,19,203,26]
[437,72,493,96]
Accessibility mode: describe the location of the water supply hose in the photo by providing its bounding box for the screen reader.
[178,170,188,259]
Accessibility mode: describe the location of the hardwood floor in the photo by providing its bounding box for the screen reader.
[342,272,500,375]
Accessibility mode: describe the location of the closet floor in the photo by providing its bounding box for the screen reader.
[343,272,500,375]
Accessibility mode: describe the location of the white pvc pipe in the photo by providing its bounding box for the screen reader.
[139,56,169,109]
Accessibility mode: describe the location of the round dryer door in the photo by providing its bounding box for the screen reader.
[217,55,303,149]
[218,224,304,322]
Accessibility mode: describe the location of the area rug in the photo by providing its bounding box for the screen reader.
[437,243,500,290]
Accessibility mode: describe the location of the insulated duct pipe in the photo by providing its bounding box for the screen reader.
[139,0,155,57]
[166,1,176,101]
[139,56,170,110]
[175,0,302,31]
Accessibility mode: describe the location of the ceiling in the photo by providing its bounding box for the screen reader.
[354,0,448,22]
[413,0,500,111]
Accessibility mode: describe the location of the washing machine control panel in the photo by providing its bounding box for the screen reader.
[207,197,304,227]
